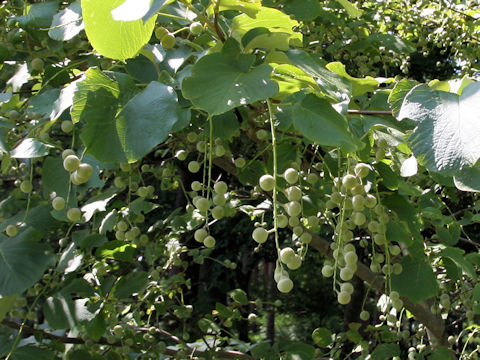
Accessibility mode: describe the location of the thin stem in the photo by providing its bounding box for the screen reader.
[266,100,279,253]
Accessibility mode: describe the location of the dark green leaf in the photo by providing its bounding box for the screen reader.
[43,296,95,329]
[279,341,315,360]
[391,256,439,303]
[251,342,272,359]
[371,343,400,360]
[454,165,480,192]
[292,94,362,152]
[115,271,149,299]
[182,44,278,115]
[15,1,59,29]
[369,33,415,54]
[428,346,453,360]
[0,228,52,296]
[283,0,322,21]
[441,247,477,279]
[312,327,332,347]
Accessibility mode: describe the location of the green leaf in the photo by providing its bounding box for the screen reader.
[48,1,84,41]
[182,43,278,115]
[326,62,378,96]
[81,0,157,60]
[231,6,302,46]
[472,283,480,302]
[391,256,439,303]
[283,0,322,21]
[371,343,400,360]
[10,345,56,360]
[375,162,399,190]
[26,89,60,118]
[114,271,149,299]
[216,0,263,18]
[10,138,49,158]
[454,165,480,192]
[0,295,16,322]
[428,346,453,360]
[369,33,415,54]
[285,49,352,101]
[292,94,362,152]
[242,28,294,52]
[388,79,419,117]
[251,342,272,359]
[95,241,136,262]
[336,0,363,18]
[0,228,52,296]
[279,341,315,360]
[312,327,332,347]
[15,1,59,29]
[204,110,241,140]
[116,81,183,162]
[398,83,480,175]
[86,310,107,341]
[440,247,477,279]
[43,296,95,329]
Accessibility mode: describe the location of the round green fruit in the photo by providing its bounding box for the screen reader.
[61,120,74,133]
[67,208,82,222]
[277,278,293,293]
[189,21,204,35]
[337,291,351,305]
[252,227,268,244]
[235,158,246,168]
[63,155,80,172]
[31,57,44,72]
[155,27,168,40]
[280,247,295,264]
[52,196,66,210]
[284,168,299,184]
[62,149,75,160]
[5,224,18,237]
[259,174,275,192]
[20,180,33,193]
[77,163,93,180]
[214,181,228,195]
[161,33,176,49]
[203,235,215,248]
[286,201,302,217]
[188,161,200,173]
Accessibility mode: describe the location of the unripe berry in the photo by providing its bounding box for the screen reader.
[161,33,176,49]
[61,120,74,133]
[67,208,81,222]
[77,163,93,180]
[354,163,370,178]
[321,264,334,277]
[280,247,296,264]
[284,168,299,184]
[337,291,351,305]
[286,255,302,270]
[31,57,44,72]
[340,267,354,281]
[259,174,275,191]
[286,201,302,217]
[195,197,209,212]
[203,235,215,248]
[194,228,208,242]
[6,224,18,237]
[63,155,80,172]
[235,157,246,168]
[277,214,288,228]
[62,149,75,159]
[277,278,293,293]
[360,310,370,321]
[211,205,225,219]
[340,282,354,294]
[252,227,268,244]
[214,181,228,195]
[188,161,200,173]
[20,180,33,193]
[189,21,204,35]
[285,186,302,201]
[52,196,66,210]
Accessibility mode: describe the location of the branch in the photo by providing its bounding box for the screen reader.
[347,109,393,116]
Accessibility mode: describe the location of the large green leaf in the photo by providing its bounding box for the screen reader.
[182,41,278,115]
[453,165,480,192]
[10,138,50,158]
[116,82,182,162]
[15,1,59,29]
[81,0,157,60]
[388,79,419,117]
[75,69,183,162]
[371,343,400,360]
[391,256,439,303]
[285,50,351,101]
[283,0,322,21]
[326,62,378,96]
[0,228,52,296]
[231,6,302,46]
[43,296,95,329]
[291,94,362,152]
[0,295,16,322]
[398,83,480,175]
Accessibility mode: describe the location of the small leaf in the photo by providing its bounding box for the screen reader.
[400,155,418,177]
[0,295,17,322]
[10,138,50,158]
[454,165,480,192]
[391,256,439,303]
[312,327,332,347]
[336,0,363,18]
[95,241,136,262]
[283,0,322,21]
[114,271,149,299]
[48,1,84,41]
[279,341,315,360]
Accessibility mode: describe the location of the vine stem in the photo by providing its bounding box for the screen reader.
[266,100,280,253]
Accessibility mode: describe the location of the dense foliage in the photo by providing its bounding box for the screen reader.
[0,0,479,359]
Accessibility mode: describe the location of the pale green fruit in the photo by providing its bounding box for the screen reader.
[285,186,302,201]
[211,205,225,219]
[61,120,74,133]
[189,21,204,35]
[63,155,80,172]
[67,208,82,222]
[286,255,302,270]
[20,180,33,193]
[203,235,215,248]
[161,33,176,49]
[5,224,18,237]
[52,196,66,210]
[31,57,44,71]
[188,161,200,173]
[280,247,295,264]
[284,168,299,184]
[277,278,293,293]
[214,181,228,195]
[259,174,275,191]
[61,149,75,160]
[235,158,246,168]
[337,291,351,305]
[286,201,302,217]
[77,163,93,180]
[252,227,268,244]
[194,228,208,243]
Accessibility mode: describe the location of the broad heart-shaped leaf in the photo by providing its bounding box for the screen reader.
[0,228,53,296]
[116,82,181,162]
[48,1,84,41]
[336,0,363,18]
[454,165,480,192]
[231,6,302,46]
[291,94,362,153]
[398,83,480,175]
[81,0,157,60]
[75,69,184,163]
[388,79,418,117]
[182,45,278,115]
[391,256,439,303]
[326,62,378,97]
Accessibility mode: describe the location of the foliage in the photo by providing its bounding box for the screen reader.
[0,0,479,359]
